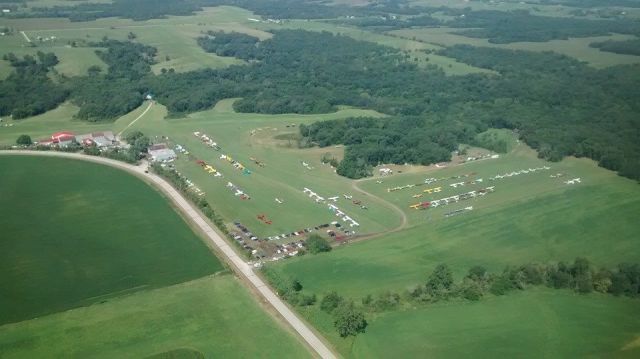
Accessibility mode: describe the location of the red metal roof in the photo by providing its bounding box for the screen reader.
[51,131,75,139]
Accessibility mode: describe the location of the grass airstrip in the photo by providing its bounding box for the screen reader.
[2,3,640,357]
[0,155,308,357]
[2,101,640,359]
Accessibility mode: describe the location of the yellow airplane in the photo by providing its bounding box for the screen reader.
[412,194,422,198]
[409,203,421,209]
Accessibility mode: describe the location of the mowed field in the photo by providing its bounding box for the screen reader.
[0,275,310,358]
[268,139,640,357]
[0,6,265,77]
[0,155,223,325]
[352,289,640,358]
[271,142,640,295]
[129,100,403,239]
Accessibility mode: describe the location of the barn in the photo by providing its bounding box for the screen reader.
[51,131,75,142]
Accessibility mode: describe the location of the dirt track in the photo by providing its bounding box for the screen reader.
[0,150,336,359]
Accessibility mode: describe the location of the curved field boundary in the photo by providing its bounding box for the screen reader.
[0,150,336,359]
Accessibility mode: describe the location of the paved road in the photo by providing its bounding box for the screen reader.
[0,150,336,359]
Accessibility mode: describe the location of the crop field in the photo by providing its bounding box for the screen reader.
[0,154,309,357]
[0,275,310,358]
[0,155,223,325]
[390,28,640,68]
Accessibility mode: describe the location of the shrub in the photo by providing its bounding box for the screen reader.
[305,234,332,254]
[16,134,32,145]
[320,292,344,313]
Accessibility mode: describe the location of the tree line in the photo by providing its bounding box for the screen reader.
[446,10,640,43]
[0,52,67,119]
[590,38,640,56]
[263,257,640,338]
[299,117,459,179]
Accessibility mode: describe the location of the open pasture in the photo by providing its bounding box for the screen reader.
[270,143,640,297]
[390,27,640,68]
[0,275,310,358]
[268,143,640,357]
[0,7,267,75]
[129,100,403,240]
[0,155,223,325]
[351,288,640,358]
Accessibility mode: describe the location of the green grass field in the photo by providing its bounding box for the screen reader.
[2,5,640,356]
[0,7,264,77]
[351,289,640,358]
[266,141,640,357]
[0,155,223,325]
[0,275,310,358]
[130,100,402,239]
[270,144,640,297]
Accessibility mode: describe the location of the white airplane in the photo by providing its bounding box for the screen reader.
[328,196,339,202]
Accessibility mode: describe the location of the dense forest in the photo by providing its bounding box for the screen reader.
[69,40,156,121]
[447,10,640,43]
[300,117,461,178]
[590,38,640,56]
[2,28,639,180]
[197,31,261,60]
[0,52,67,119]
